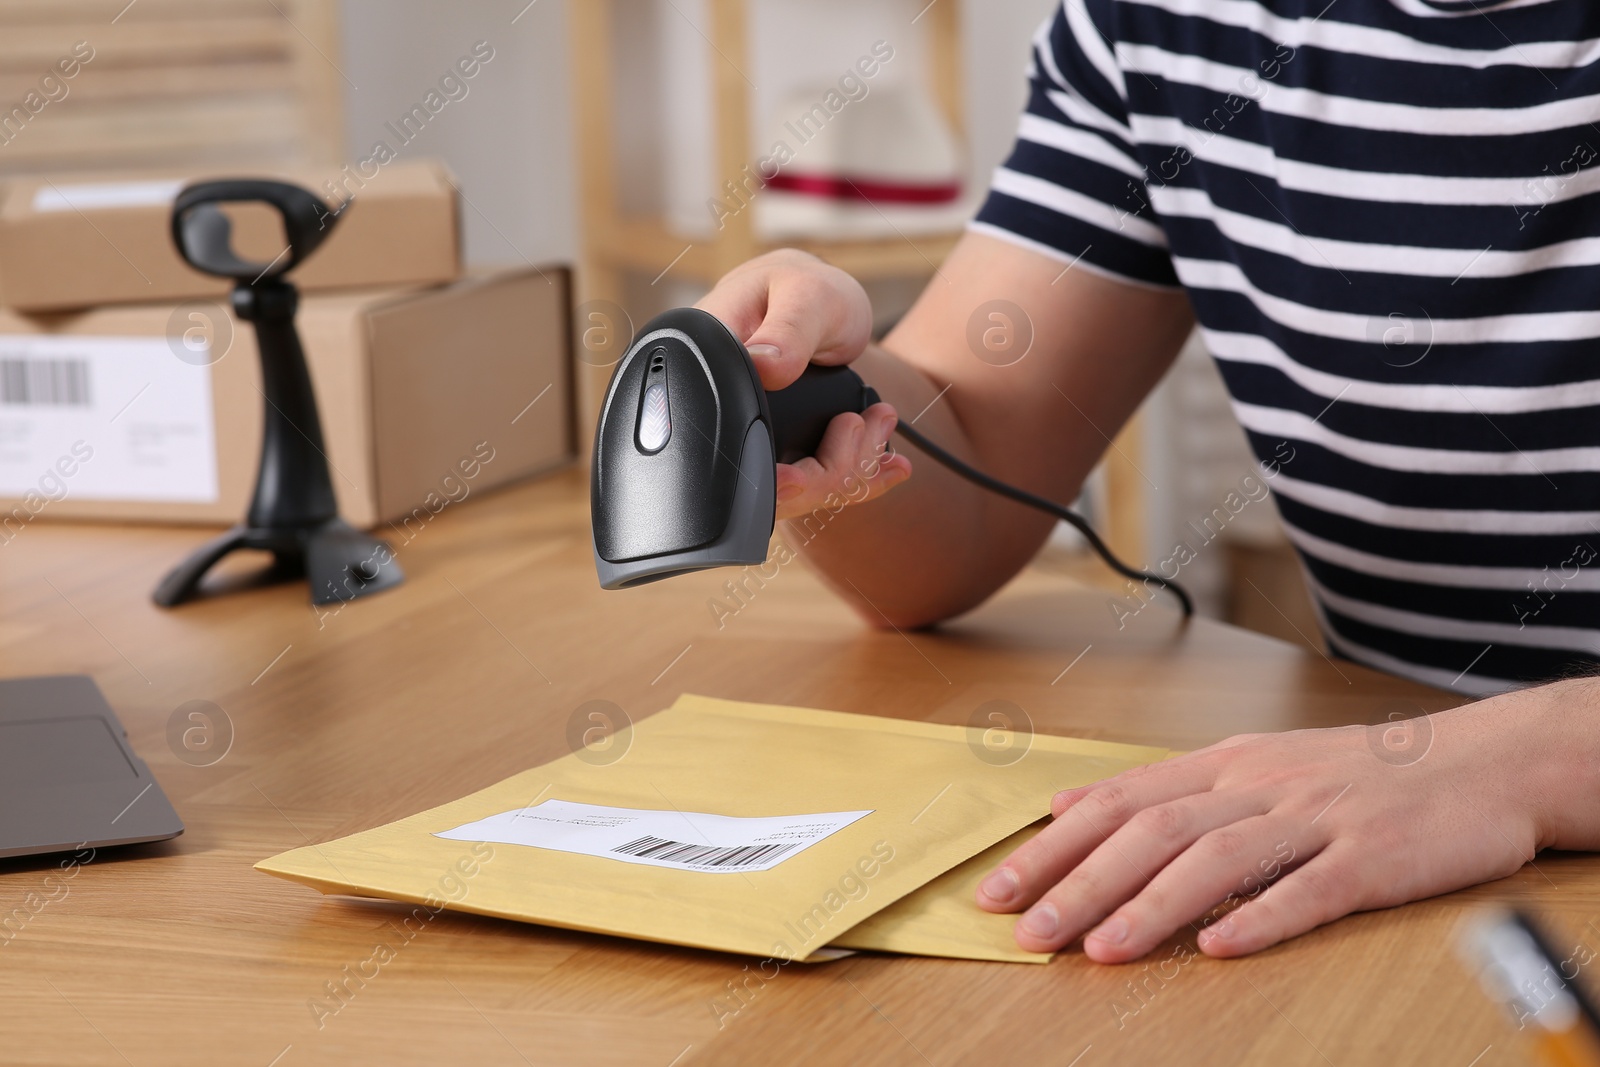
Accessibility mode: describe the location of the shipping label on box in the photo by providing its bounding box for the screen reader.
[0,335,218,503]
[31,180,187,213]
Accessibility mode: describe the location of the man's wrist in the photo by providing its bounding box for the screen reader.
[1503,676,1600,852]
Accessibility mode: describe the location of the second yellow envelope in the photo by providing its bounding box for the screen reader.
[831,822,1053,963]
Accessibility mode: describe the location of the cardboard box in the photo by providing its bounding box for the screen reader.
[0,267,575,528]
[0,160,461,312]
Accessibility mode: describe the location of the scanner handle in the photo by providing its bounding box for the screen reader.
[765,364,881,465]
[171,179,334,282]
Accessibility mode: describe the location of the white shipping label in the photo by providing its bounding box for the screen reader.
[32,179,185,213]
[435,799,874,874]
[0,335,218,503]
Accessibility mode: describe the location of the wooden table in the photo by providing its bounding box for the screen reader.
[0,470,1584,1066]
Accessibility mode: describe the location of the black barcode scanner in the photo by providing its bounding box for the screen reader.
[152,180,403,608]
[592,308,875,588]
[589,307,1194,615]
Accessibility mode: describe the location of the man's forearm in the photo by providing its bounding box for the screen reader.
[781,344,1058,629]
[725,232,1194,629]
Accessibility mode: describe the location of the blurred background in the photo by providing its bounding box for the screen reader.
[0,0,1317,642]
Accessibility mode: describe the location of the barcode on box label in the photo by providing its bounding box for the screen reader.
[0,358,91,407]
[612,835,801,870]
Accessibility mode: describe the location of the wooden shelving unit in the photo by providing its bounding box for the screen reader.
[568,0,966,438]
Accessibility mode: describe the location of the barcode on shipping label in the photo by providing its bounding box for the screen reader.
[0,358,91,407]
[0,335,218,502]
[434,799,874,874]
[612,835,802,869]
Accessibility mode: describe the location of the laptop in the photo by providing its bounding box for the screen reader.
[0,675,183,859]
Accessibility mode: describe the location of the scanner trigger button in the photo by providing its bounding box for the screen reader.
[637,379,670,454]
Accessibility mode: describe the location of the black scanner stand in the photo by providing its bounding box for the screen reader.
[152,180,403,608]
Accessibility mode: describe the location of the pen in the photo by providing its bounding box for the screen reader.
[1458,908,1600,1067]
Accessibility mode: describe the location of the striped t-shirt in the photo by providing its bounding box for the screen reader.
[973,0,1600,696]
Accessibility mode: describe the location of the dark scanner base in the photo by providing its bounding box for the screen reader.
[153,179,405,610]
[152,518,403,607]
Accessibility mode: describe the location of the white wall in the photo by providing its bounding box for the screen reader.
[338,0,578,269]
[964,0,1060,185]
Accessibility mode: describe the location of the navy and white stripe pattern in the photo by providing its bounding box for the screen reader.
[974,0,1600,695]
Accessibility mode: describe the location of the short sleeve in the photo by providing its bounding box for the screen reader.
[971,0,1179,289]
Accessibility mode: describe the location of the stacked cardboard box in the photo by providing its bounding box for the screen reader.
[0,160,575,527]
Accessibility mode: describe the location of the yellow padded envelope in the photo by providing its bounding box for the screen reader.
[257,695,1163,961]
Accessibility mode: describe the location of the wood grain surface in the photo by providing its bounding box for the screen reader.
[0,470,1584,1066]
